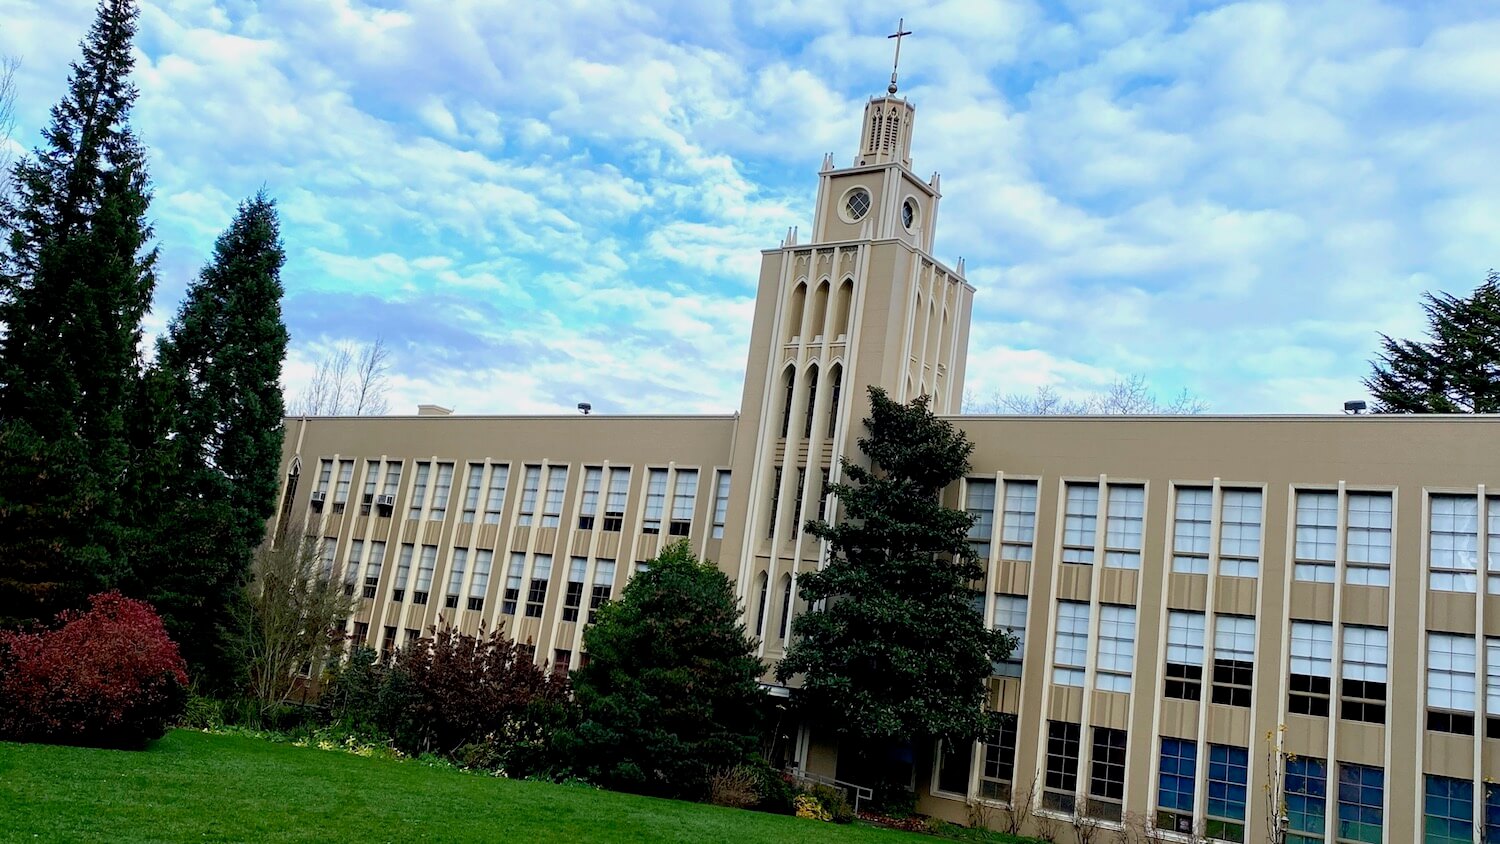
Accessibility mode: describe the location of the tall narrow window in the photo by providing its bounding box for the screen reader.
[1489,498,1500,595]
[344,540,363,595]
[1157,738,1197,833]
[1089,727,1127,821]
[1001,481,1038,562]
[361,460,379,514]
[392,544,414,602]
[641,468,668,534]
[1104,485,1144,569]
[460,463,484,523]
[321,538,337,576]
[363,541,385,599]
[1212,615,1255,707]
[1042,721,1081,813]
[1341,625,1388,724]
[413,545,436,605]
[526,555,552,618]
[1426,632,1476,735]
[780,369,795,438]
[333,460,354,512]
[979,715,1018,802]
[408,462,431,520]
[1094,604,1137,693]
[1295,491,1337,583]
[429,462,454,520]
[578,467,602,530]
[826,367,842,439]
[1288,621,1333,717]
[992,595,1026,678]
[1485,780,1500,842]
[935,738,974,797]
[669,470,698,536]
[1424,775,1473,844]
[1337,764,1383,844]
[1346,493,1392,586]
[778,574,793,640]
[966,479,996,562]
[1061,483,1099,564]
[1205,744,1248,842]
[562,558,587,622]
[482,464,509,524]
[316,459,333,497]
[817,468,830,523]
[502,553,525,615]
[1052,600,1090,687]
[517,465,541,526]
[1172,487,1212,574]
[792,468,806,533]
[1219,489,1262,578]
[768,467,783,538]
[445,548,468,609]
[382,461,403,497]
[589,560,615,623]
[1165,610,1206,700]
[754,572,769,636]
[1430,494,1478,592]
[1486,636,1500,739]
[603,468,630,532]
[468,549,491,611]
[541,467,567,528]
[802,366,818,439]
[711,471,731,539]
[1284,757,1326,844]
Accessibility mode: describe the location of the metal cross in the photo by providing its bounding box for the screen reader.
[887,18,913,94]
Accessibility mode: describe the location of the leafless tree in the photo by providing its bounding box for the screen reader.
[293,337,392,416]
[1,54,19,200]
[1264,725,1289,844]
[997,771,1040,835]
[1070,795,1107,844]
[965,374,1209,415]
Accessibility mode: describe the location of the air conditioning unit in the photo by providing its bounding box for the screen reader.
[309,490,326,511]
[375,494,395,509]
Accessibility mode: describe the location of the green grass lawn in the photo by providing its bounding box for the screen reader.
[0,730,985,843]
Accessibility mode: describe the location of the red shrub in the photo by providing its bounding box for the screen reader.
[0,591,189,748]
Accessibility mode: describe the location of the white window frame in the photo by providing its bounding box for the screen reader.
[1052,600,1090,687]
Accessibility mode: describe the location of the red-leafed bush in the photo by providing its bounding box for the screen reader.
[0,591,189,748]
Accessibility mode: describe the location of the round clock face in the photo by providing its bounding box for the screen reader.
[845,188,871,221]
[902,199,916,230]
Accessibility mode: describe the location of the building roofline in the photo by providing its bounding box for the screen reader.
[284,413,740,422]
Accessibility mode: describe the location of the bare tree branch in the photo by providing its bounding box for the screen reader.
[352,336,390,415]
[965,375,1209,415]
[292,339,391,416]
[0,54,19,202]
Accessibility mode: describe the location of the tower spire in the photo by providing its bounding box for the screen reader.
[886,18,913,94]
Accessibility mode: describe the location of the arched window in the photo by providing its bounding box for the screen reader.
[826,365,843,440]
[833,278,853,339]
[809,280,830,341]
[278,458,302,537]
[755,571,769,637]
[779,574,794,639]
[803,364,819,440]
[786,282,806,342]
[779,366,796,439]
[926,301,940,368]
[884,108,900,152]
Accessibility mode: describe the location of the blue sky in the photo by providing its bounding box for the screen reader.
[2,0,1497,415]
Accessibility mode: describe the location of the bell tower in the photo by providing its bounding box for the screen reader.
[717,40,976,674]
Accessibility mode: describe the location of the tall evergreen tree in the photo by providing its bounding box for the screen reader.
[777,387,1013,787]
[1366,270,1500,413]
[0,0,156,624]
[131,193,288,685]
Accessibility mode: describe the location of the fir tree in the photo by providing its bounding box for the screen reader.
[776,387,1013,786]
[0,0,156,624]
[1366,270,1500,413]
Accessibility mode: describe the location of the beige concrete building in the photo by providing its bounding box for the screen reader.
[274,83,1500,842]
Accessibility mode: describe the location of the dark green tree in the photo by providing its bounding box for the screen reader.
[560,541,764,799]
[0,0,156,624]
[776,387,1013,784]
[1366,270,1500,413]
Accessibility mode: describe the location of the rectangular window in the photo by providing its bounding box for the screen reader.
[541,466,567,528]
[1165,610,1206,701]
[642,468,668,534]
[1089,727,1126,821]
[978,715,1018,803]
[669,469,698,536]
[1157,737,1197,833]
[577,467,602,530]
[1289,620,1334,717]
[361,459,379,514]
[1052,600,1090,687]
[1212,615,1256,707]
[408,461,431,520]
[589,560,615,623]
[1345,493,1392,586]
[1173,487,1212,574]
[1424,775,1473,844]
[392,544,414,602]
[517,465,541,526]
[1430,494,1478,592]
[1061,483,1099,564]
[966,479,997,562]
[1104,485,1144,569]
[1001,480,1038,562]
[1338,763,1383,844]
[460,463,483,523]
[1485,782,1499,844]
[382,461,403,497]
[553,649,572,676]
[935,738,974,797]
[344,539,363,595]
[316,459,333,496]
[603,468,630,532]
[792,468,806,534]
[711,471,731,539]
[1427,632,1476,735]
[1206,744,1249,843]
[1094,604,1136,693]
[363,541,385,599]
[445,548,468,608]
[992,595,1026,678]
[351,621,368,644]
[562,557,587,623]
[1042,721,1080,813]
[381,625,396,659]
[1285,757,1327,844]
[526,555,552,618]
[816,468,830,523]
[1489,498,1500,595]
[768,467,783,538]
[321,538,337,576]
[413,545,436,604]
[1341,625,1388,724]
[429,462,454,520]
[1487,636,1500,739]
[502,553,525,615]
[482,464,509,525]
[468,549,491,611]
[334,459,354,509]
[1295,491,1338,583]
[1219,489,1262,578]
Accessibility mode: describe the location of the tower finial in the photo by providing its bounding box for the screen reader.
[886,18,912,94]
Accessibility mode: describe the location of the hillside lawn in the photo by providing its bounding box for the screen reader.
[0,729,1014,843]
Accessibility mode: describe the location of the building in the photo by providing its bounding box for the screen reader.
[273,79,1500,842]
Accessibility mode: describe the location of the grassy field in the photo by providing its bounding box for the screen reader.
[0,730,998,843]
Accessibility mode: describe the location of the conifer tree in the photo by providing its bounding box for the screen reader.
[0,0,156,624]
[1366,270,1500,413]
[776,387,1013,787]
